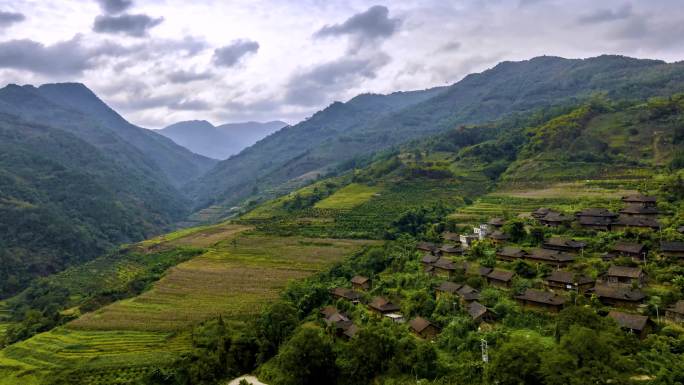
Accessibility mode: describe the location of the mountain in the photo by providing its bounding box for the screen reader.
[186,55,684,216]
[159,120,287,159]
[0,83,217,298]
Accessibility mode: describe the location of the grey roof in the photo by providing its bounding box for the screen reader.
[614,215,660,229]
[515,289,567,305]
[467,301,488,320]
[607,265,643,278]
[543,237,587,249]
[436,281,461,294]
[409,317,438,333]
[330,287,362,300]
[497,246,526,258]
[608,311,649,331]
[351,275,369,285]
[661,242,684,252]
[487,269,514,282]
[545,270,594,285]
[368,297,400,313]
[622,194,657,203]
[421,254,439,264]
[576,208,618,217]
[667,300,684,315]
[620,205,659,215]
[612,242,646,254]
[526,248,576,263]
[592,285,646,302]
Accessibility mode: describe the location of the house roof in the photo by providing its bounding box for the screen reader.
[497,246,526,258]
[320,306,339,318]
[515,289,567,306]
[351,275,369,285]
[608,311,649,331]
[607,265,643,278]
[487,269,514,282]
[661,241,684,253]
[409,317,438,333]
[467,301,488,320]
[477,267,493,276]
[489,231,510,240]
[619,205,659,215]
[368,297,400,312]
[421,254,439,264]
[330,287,362,301]
[576,208,618,218]
[592,285,646,302]
[343,323,359,338]
[543,237,587,249]
[622,194,657,203]
[433,257,459,271]
[545,270,594,285]
[436,281,461,294]
[417,242,437,251]
[667,300,684,315]
[612,242,646,254]
[440,245,463,254]
[526,248,576,263]
[578,216,614,226]
[614,215,660,229]
[532,208,553,217]
[457,284,480,301]
[541,212,572,223]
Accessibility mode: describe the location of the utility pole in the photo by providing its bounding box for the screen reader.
[481,338,489,363]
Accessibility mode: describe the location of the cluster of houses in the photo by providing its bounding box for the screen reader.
[320,194,684,341]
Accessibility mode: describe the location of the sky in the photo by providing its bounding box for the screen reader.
[0,0,682,129]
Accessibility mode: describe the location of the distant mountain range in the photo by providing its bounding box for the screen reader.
[158,120,287,160]
[185,55,684,217]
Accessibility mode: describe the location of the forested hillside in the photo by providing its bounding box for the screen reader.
[0,84,216,298]
[186,56,684,219]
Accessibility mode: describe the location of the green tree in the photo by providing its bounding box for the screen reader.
[256,302,299,362]
[275,327,337,385]
[485,336,546,385]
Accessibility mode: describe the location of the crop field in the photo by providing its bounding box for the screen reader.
[314,183,381,209]
[0,228,372,383]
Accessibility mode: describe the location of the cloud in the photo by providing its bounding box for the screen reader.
[212,40,259,67]
[96,0,133,15]
[93,14,164,37]
[315,5,401,50]
[0,35,126,76]
[0,11,25,27]
[284,53,391,106]
[169,98,212,111]
[577,3,632,24]
[438,41,462,53]
[167,70,214,83]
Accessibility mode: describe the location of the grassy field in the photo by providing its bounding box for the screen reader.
[314,183,380,209]
[0,228,373,384]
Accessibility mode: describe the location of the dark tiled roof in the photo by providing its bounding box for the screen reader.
[369,297,400,313]
[576,208,618,217]
[578,216,614,226]
[497,246,526,258]
[619,205,659,215]
[488,218,506,226]
[592,285,645,302]
[457,284,480,301]
[442,232,460,241]
[343,324,359,338]
[489,231,510,241]
[330,287,362,301]
[543,237,587,249]
[608,311,649,331]
[612,242,646,254]
[622,194,657,203]
[541,212,572,223]
[477,267,493,276]
[661,242,684,252]
[467,301,488,320]
[487,269,514,282]
[527,248,576,263]
[320,306,338,318]
[532,208,553,218]
[436,281,461,294]
[417,242,437,251]
[351,275,369,285]
[421,254,439,264]
[515,289,567,306]
[440,245,463,254]
[545,270,594,285]
[607,265,643,278]
[433,257,460,271]
[409,317,438,333]
[614,215,660,229]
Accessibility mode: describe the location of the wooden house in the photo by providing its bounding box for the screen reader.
[591,285,646,308]
[525,248,576,268]
[542,237,587,253]
[544,270,595,293]
[456,284,481,304]
[342,324,359,340]
[531,208,553,219]
[475,266,493,278]
[351,275,371,291]
[488,231,510,244]
[575,208,617,219]
[409,317,441,339]
[435,281,461,298]
[330,287,362,303]
[619,205,659,217]
[431,257,467,278]
[442,232,460,242]
[665,300,684,324]
[609,242,648,263]
[486,269,514,288]
[467,301,494,323]
[515,289,567,312]
[577,215,615,231]
[368,297,401,315]
[417,242,438,253]
[496,246,526,262]
[621,194,657,208]
[440,245,464,256]
[604,266,646,287]
[488,218,506,228]
[612,215,660,231]
[660,242,684,260]
[608,311,651,339]
[539,212,572,227]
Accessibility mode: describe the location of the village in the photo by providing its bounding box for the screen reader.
[322,194,684,342]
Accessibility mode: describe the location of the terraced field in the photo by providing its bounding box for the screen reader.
[0,227,373,384]
[314,183,380,209]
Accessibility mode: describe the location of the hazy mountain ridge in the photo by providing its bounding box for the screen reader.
[159,119,287,160]
[186,55,684,217]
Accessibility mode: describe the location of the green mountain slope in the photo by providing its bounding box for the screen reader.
[187,56,684,219]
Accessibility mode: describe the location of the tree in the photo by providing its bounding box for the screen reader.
[256,302,299,362]
[485,336,546,385]
[275,327,337,385]
[503,220,527,243]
